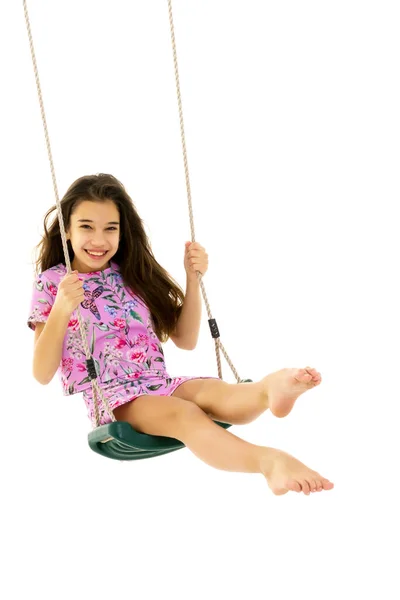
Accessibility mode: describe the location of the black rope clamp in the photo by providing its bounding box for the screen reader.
[208,318,220,339]
[86,358,98,380]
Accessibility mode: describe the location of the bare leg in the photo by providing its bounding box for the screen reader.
[173,378,269,424]
[174,366,322,423]
[113,394,334,496]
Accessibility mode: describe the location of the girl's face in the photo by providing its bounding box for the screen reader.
[67,200,120,273]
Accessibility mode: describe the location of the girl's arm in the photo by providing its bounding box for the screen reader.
[170,277,202,350]
[32,305,71,385]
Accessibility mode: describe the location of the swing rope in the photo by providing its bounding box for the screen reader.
[166,1,241,383]
[23,0,242,430]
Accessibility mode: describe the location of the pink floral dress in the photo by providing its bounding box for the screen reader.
[27,261,215,426]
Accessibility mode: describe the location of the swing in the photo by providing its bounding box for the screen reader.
[24,0,252,461]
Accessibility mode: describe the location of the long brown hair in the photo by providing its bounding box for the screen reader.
[34,173,184,342]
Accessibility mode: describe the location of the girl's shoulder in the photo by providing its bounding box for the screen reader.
[37,263,66,285]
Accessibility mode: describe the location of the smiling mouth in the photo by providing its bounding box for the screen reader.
[85,250,108,257]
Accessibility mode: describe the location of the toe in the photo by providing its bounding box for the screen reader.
[288,479,302,493]
[305,367,321,384]
[309,479,317,493]
[295,369,313,383]
[322,479,334,490]
[314,474,325,491]
[301,480,311,495]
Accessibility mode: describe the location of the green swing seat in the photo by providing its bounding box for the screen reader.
[88,420,231,461]
[88,379,253,461]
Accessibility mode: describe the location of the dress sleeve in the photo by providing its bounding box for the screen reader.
[27,272,58,331]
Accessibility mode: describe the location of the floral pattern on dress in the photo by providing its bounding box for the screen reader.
[27,260,217,424]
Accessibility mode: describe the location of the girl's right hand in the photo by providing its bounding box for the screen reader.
[54,270,85,316]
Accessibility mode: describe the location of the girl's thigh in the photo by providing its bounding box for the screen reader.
[113,394,202,438]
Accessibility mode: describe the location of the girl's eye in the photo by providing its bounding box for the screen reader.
[80,225,117,230]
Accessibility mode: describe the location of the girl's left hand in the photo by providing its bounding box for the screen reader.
[184,241,208,281]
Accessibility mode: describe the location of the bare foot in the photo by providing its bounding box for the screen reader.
[263,367,321,418]
[261,448,334,496]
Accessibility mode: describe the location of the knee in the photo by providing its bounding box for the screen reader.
[194,380,231,411]
[169,397,204,425]
[165,398,209,441]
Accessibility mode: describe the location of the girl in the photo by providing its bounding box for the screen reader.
[28,173,334,496]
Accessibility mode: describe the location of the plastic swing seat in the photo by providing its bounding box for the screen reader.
[88,420,231,461]
[88,379,253,461]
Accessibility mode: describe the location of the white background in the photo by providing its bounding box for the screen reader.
[1,1,399,598]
